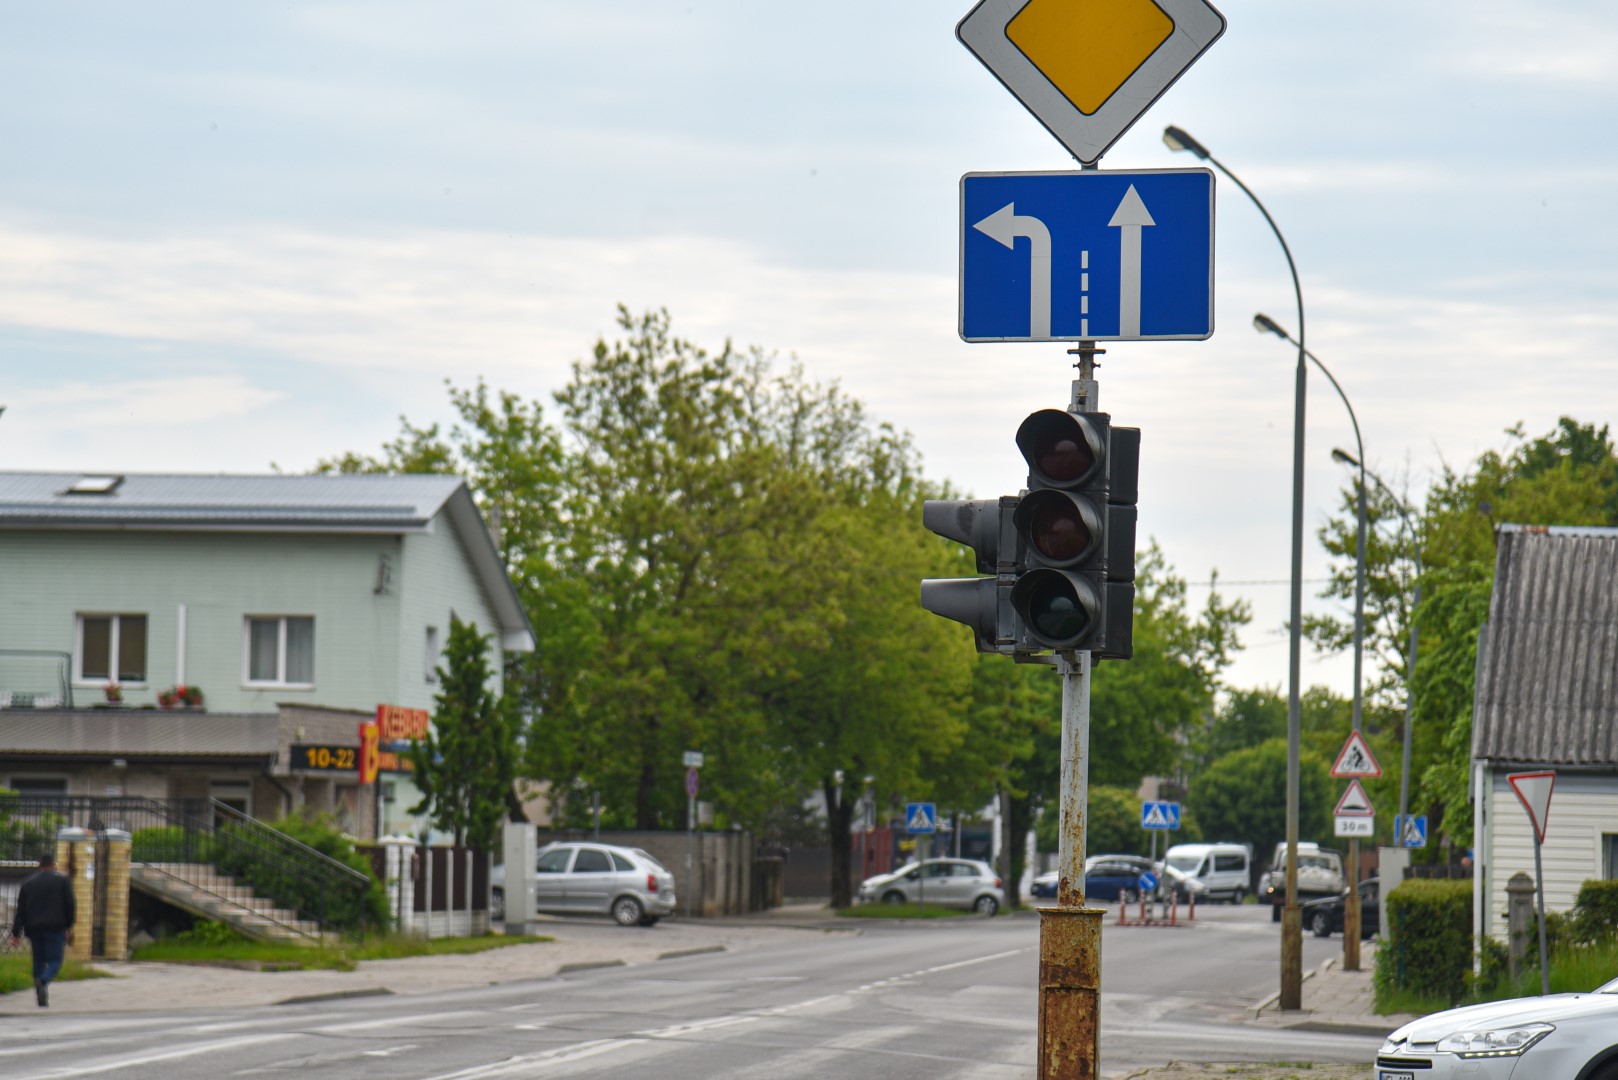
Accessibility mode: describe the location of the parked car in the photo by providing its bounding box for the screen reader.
[857,858,1004,914]
[1302,877,1379,938]
[1376,975,1618,1079]
[492,841,676,927]
[1162,842,1251,903]
[1029,854,1156,900]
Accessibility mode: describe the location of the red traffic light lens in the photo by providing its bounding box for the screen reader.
[1016,410,1103,489]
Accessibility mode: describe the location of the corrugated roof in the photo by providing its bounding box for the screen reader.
[0,710,280,757]
[1473,525,1618,766]
[0,472,462,530]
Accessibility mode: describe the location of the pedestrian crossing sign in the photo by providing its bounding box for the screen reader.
[1140,800,1181,830]
[1394,814,1428,849]
[906,802,937,834]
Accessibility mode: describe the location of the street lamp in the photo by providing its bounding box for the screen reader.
[1256,314,1369,972]
[1168,123,1309,1009]
[1333,450,1425,838]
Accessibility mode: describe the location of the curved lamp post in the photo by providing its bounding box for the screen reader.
[1167,124,1310,1007]
[1256,314,1369,972]
[1333,450,1425,835]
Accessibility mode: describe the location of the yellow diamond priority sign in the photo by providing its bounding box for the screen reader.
[958,0,1226,164]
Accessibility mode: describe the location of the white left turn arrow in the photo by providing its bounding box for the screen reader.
[1108,185,1156,338]
[974,202,1052,338]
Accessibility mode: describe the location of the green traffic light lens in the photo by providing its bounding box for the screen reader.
[1028,581,1089,641]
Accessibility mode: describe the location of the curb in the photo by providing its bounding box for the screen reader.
[656,945,726,961]
[556,959,627,975]
[1246,957,1328,1019]
[275,987,394,1006]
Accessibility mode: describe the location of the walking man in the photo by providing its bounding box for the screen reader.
[8,852,77,1007]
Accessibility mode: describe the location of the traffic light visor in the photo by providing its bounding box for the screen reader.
[1016,410,1105,489]
[1011,568,1102,649]
[1016,489,1101,566]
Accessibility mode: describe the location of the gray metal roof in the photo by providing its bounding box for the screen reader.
[1473,525,1618,767]
[0,710,279,759]
[0,472,534,650]
[0,472,462,530]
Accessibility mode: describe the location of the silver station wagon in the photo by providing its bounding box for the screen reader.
[496,841,678,927]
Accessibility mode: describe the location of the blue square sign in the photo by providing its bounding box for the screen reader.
[960,169,1214,342]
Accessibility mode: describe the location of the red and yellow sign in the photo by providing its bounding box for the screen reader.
[375,704,430,743]
[358,721,382,785]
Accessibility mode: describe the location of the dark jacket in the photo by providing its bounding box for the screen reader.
[10,868,76,936]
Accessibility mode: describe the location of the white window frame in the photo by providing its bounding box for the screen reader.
[241,615,316,688]
[73,613,150,686]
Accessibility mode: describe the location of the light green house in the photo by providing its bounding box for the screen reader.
[0,471,533,838]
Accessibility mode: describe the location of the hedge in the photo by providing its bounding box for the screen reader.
[1378,877,1474,1005]
[1574,879,1618,942]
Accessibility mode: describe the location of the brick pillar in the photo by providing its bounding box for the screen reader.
[55,827,96,965]
[102,829,132,961]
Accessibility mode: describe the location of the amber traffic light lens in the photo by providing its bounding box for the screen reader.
[1030,500,1092,562]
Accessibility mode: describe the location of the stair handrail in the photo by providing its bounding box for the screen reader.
[207,799,371,886]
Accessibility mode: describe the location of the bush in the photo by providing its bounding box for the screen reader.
[130,825,216,864]
[1379,878,1473,1007]
[1574,879,1618,942]
[0,789,64,862]
[211,814,389,932]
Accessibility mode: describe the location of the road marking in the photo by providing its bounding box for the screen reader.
[421,1039,648,1080]
[362,1044,419,1057]
[974,202,1053,337]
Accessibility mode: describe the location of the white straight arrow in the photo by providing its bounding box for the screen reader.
[1108,185,1156,338]
[974,202,1052,338]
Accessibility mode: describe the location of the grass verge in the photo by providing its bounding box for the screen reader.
[129,930,552,972]
[0,955,116,995]
[835,903,977,919]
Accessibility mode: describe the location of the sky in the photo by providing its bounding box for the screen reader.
[3,1,1616,704]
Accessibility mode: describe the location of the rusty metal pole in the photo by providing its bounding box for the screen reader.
[1037,638,1102,1076]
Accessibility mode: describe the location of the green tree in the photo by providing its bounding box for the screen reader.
[408,617,522,849]
[1190,738,1332,862]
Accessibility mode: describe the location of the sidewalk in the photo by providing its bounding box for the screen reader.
[0,906,852,1016]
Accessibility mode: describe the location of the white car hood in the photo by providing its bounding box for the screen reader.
[1391,992,1618,1043]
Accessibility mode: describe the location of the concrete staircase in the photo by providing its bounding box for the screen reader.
[132,862,328,946]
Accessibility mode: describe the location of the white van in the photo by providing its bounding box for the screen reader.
[1162,842,1251,903]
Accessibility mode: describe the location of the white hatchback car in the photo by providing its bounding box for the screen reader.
[1376,976,1618,1079]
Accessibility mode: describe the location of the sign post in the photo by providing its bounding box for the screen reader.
[1330,733,1381,971]
[950,2,1225,1074]
[684,753,703,919]
[1508,770,1556,996]
[907,802,937,911]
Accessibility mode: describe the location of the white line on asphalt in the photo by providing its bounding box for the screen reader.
[310,1010,487,1033]
[420,1038,649,1079]
[17,1034,285,1078]
[361,1044,419,1057]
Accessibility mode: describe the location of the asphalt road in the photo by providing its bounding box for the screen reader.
[0,904,1382,1079]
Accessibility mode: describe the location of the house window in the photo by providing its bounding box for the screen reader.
[1604,834,1618,880]
[244,616,315,686]
[6,776,68,796]
[210,779,252,819]
[425,626,440,684]
[76,614,148,684]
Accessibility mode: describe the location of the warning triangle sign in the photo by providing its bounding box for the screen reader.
[1331,731,1382,778]
[907,805,935,832]
[1507,771,1556,843]
[1143,804,1169,828]
[1333,778,1374,817]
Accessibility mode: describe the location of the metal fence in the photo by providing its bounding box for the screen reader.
[0,795,374,937]
[0,648,72,709]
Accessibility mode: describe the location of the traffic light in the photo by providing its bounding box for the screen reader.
[1010,409,1139,657]
[919,496,1020,655]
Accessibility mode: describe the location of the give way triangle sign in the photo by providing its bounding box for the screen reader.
[1508,770,1556,843]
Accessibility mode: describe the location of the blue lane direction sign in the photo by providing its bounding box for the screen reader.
[1395,814,1428,849]
[961,169,1214,343]
[906,802,937,835]
[1140,800,1181,830]
[1137,870,1159,894]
